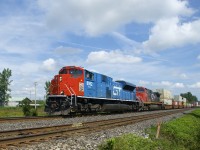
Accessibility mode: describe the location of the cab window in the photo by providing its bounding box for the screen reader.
[59,68,67,74]
[69,69,83,78]
[102,75,107,83]
[85,70,94,80]
[137,87,145,92]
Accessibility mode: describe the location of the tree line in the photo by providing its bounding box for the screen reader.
[180,92,198,103]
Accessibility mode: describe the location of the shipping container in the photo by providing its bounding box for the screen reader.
[156,89,173,99]
[172,101,179,109]
[174,95,183,101]
[182,98,187,103]
[193,101,200,107]
[163,99,172,105]
[178,101,184,108]
[186,103,191,108]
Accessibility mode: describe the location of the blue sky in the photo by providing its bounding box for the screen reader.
[0,0,200,101]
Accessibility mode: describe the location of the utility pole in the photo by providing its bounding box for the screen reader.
[34,82,37,110]
[30,90,31,100]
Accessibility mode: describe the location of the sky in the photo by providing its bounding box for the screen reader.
[0,0,200,101]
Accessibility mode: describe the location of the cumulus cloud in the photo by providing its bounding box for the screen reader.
[42,58,57,71]
[173,83,185,88]
[152,81,173,86]
[138,80,150,86]
[86,50,142,64]
[143,18,200,52]
[152,81,185,88]
[54,46,83,55]
[38,0,194,36]
[188,82,200,88]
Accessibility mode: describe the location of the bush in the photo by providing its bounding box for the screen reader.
[31,109,38,116]
[99,134,158,150]
[22,104,31,116]
[21,98,38,116]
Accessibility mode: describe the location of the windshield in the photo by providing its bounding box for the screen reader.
[136,87,145,92]
[59,68,67,74]
[69,69,83,78]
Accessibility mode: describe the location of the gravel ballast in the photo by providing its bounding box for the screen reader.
[1,109,193,150]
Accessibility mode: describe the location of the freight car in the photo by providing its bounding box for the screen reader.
[45,66,141,115]
[136,87,186,110]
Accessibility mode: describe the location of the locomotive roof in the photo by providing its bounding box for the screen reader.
[115,80,136,88]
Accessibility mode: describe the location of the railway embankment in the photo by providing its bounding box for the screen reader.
[99,108,200,150]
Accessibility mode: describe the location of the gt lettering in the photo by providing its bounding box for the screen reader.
[113,86,121,96]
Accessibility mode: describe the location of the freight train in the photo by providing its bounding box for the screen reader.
[44,66,187,115]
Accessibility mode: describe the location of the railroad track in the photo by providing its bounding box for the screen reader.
[0,109,191,149]
[0,116,63,123]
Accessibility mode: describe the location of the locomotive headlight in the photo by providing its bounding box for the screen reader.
[59,76,62,82]
[60,91,64,95]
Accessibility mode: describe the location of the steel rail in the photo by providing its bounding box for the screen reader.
[0,109,191,148]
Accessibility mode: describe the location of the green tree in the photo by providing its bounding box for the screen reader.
[0,68,12,106]
[44,81,51,99]
[180,92,198,103]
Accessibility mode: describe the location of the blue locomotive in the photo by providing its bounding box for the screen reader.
[45,66,140,115]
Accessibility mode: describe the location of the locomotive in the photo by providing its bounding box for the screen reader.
[45,66,188,115]
[45,66,141,115]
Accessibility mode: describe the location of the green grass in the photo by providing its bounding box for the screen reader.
[99,109,200,150]
[0,106,47,117]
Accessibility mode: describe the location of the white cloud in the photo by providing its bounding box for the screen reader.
[152,81,173,86]
[86,50,142,64]
[143,18,200,52]
[138,80,150,86]
[38,0,194,36]
[54,46,83,55]
[197,55,200,60]
[188,82,200,88]
[42,58,57,71]
[152,81,184,88]
[173,83,185,88]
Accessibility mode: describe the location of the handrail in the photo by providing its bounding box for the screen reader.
[70,87,77,106]
[64,84,73,105]
[64,84,73,95]
[64,84,77,106]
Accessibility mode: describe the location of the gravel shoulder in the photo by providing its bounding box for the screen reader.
[2,109,193,150]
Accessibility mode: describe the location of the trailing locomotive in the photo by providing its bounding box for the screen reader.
[45,66,140,115]
[136,87,164,110]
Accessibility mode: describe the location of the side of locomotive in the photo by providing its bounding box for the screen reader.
[45,66,139,115]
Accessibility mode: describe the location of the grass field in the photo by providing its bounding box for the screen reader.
[0,106,47,117]
[99,108,200,150]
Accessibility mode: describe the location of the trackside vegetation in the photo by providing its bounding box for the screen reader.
[99,109,200,150]
[0,106,46,117]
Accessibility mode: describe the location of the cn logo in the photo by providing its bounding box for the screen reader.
[87,81,93,87]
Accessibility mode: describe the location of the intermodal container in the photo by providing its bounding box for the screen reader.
[156,89,172,99]
[174,95,183,101]
[163,99,172,105]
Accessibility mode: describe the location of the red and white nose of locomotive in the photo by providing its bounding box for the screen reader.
[50,66,85,96]
[50,75,62,95]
